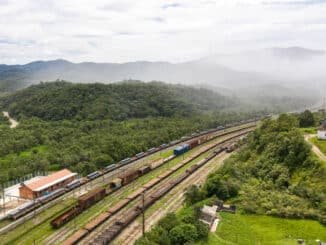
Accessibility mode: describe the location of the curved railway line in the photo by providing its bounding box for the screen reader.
[0,120,258,237]
[62,128,254,245]
[0,118,265,245]
[117,151,230,245]
[45,129,251,245]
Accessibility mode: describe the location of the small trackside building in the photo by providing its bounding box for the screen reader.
[19,169,77,200]
[199,205,218,226]
[317,120,326,140]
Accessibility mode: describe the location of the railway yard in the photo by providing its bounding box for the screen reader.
[0,120,259,245]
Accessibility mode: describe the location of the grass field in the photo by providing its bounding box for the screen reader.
[310,136,326,155]
[197,213,326,245]
[299,127,317,134]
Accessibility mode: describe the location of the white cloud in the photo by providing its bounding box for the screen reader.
[0,0,325,64]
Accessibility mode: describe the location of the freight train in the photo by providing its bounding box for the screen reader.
[7,117,260,221]
[50,136,207,229]
[63,145,228,245]
[54,128,252,233]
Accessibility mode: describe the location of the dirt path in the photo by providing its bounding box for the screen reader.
[2,111,19,128]
[114,152,230,245]
[305,134,326,162]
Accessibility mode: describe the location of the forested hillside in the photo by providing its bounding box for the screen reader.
[0,81,264,185]
[0,81,234,121]
[202,114,325,223]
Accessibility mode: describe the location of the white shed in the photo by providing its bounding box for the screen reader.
[317,121,326,140]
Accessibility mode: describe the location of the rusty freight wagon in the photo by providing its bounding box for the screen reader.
[138,165,151,175]
[78,187,106,209]
[119,170,140,185]
[188,139,199,149]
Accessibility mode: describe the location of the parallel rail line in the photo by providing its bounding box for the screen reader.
[63,128,254,245]
[0,121,257,235]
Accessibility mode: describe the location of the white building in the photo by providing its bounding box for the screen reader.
[199,205,218,226]
[317,121,326,140]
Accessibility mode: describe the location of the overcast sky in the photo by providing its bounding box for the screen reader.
[0,0,325,64]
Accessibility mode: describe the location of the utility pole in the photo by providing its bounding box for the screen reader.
[1,184,5,215]
[33,195,36,219]
[142,192,145,235]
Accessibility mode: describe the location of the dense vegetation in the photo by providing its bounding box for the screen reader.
[135,113,325,245]
[201,114,325,224]
[135,200,213,245]
[0,81,234,121]
[0,81,265,185]
[0,112,9,125]
[0,114,255,185]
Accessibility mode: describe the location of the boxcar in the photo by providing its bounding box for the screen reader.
[87,171,101,180]
[78,188,106,209]
[120,158,132,165]
[138,165,151,175]
[135,152,145,158]
[66,179,83,190]
[188,139,199,149]
[104,164,116,173]
[51,206,80,228]
[119,170,140,185]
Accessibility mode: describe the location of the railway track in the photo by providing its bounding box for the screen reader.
[0,120,256,235]
[63,129,253,245]
[88,140,242,245]
[0,122,259,245]
[0,122,255,235]
[24,124,254,244]
[117,152,230,244]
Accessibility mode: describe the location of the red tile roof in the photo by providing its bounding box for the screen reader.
[23,169,76,192]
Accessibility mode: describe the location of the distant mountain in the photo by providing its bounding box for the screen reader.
[0,58,275,92]
[0,47,323,108]
[269,47,325,60]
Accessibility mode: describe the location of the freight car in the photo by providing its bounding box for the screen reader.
[225,143,237,153]
[9,188,66,220]
[135,152,145,158]
[159,143,168,148]
[138,166,151,175]
[66,178,83,190]
[119,169,140,185]
[87,171,101,180]
[147,147,157,153]
[188,139,199,149]
[103,164,116,173]
[8,120,258,222]
[78,188,106,209]
[120,157,132,165]
[8,201,40,220]
[51,188,106,228]
[62,131,255,244]
[173,144,190,156]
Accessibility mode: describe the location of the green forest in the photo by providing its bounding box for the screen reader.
[0,81,266,185]
[0,80,236,121]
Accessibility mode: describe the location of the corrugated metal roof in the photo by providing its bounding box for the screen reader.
[22,169,76,192]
